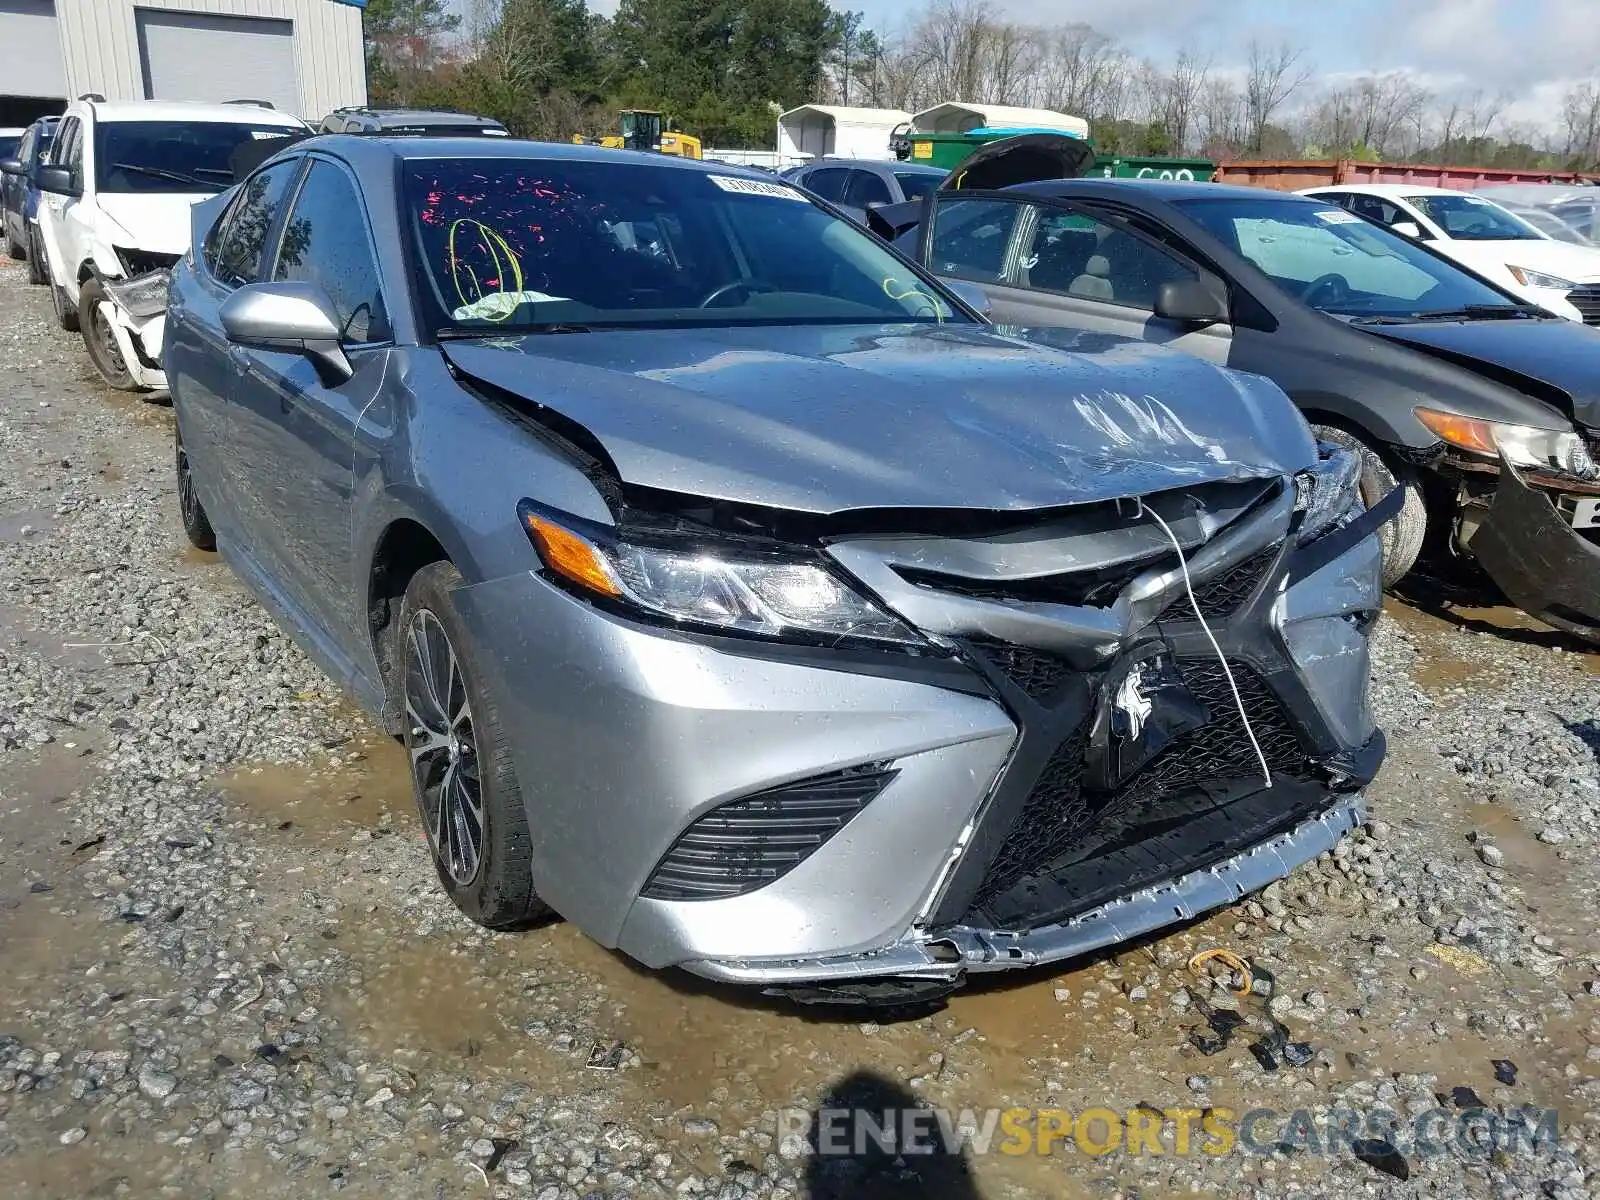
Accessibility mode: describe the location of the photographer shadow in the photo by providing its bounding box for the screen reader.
[803,1068,984,1200]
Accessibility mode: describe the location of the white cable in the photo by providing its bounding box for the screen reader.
[1138,499,1274,791]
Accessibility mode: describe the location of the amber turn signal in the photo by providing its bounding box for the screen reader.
[524,514,622,598]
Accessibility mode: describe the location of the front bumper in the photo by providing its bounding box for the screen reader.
[98,297,167,391]
[452,479,1387,988]
[1468,455,1600,642]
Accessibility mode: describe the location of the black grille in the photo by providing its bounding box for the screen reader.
[1567,284,1600,326]
[966,637,1075,702]
[640,765,896,901]
[1156,547,1278,624]
[899,552,1175,610]
[968,657,1312,917]
[114,247,181,277]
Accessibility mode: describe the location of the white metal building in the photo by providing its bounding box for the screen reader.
[910,103,1089,140]
[776,105,911,163]
[0,0,367,126]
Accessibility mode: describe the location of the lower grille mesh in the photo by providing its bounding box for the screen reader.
[966,637,1074,702]
[968,657,1312,916]
[1567,284,1600,326]
[640,765,896,901]
[1156,547,1278,624]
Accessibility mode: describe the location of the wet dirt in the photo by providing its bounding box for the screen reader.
[220,734,412,836]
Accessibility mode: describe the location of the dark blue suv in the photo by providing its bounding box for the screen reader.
[1,116,59,284]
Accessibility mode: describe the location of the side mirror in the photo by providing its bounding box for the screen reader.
[219,281,354,385]
[1389,221,1423,240]
[36,165,78,196]
[0,158,21,176]
[946,279,992,318]
[1154,278,1229,326]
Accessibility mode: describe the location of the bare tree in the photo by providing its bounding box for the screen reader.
[1243,40,1312,153]
[1561,79,1600,167]
[1154,49,1210,152]
[1197,77,1247,157]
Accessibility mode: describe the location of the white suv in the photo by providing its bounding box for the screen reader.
[35,97,310,391]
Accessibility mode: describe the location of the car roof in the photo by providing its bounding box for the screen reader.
[1299,182,1467,198]
[307,135,770,174]
[1012,178,1307,204]
[81,99,308,128]
[331,107,505,129]
[802,157,943,174]
[0,127,25,137]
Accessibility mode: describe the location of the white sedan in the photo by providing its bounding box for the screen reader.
[1296,182,1600,324]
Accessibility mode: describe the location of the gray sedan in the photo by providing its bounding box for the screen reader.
[163,137,1387,1003]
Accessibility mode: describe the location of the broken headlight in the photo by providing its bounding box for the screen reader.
[517,502,922,649]
[101,270,170,319]
[1415,407,1599,481]
[1294,445,1363,543]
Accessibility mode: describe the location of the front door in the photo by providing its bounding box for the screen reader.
[226,156,394,664]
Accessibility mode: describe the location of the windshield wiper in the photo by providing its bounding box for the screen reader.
[435,323,593,341]
[1406,304,1544,322]
[109,162,217,189]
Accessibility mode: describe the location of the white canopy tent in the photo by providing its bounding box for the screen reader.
[910,103,1089,139]
[776,105,911,162]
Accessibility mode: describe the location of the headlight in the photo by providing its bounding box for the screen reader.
[101,269,170,319]
[1507,265,1574,290]
[1293,444,1364,543]
[518,502,922,648]
[1415,407,1599,480]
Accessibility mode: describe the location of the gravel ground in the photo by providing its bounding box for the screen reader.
[2,257,1600,1199]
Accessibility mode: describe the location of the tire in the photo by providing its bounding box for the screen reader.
[398,560,548,930]
[80,277,141,390]
[25,225,45,286]
[1312,424,1427,588]
[175,425,216,551]
[4,226,22,261]
[49,263,78,332]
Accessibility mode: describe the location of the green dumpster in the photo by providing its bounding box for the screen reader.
[1092,155,1215,181]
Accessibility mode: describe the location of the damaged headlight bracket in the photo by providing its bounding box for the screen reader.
[101,269,171,320]
[1293,443,1364,544]
[1415,406,1599,482]
[516,499,926,650]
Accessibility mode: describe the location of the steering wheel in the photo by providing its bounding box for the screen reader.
[699,279,780,308]
[1301,273,1351,307]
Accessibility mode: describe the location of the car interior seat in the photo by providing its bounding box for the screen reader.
[1069,254,1114,300]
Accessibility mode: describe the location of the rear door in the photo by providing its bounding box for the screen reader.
[920,191,1233,363]
[37,113,80,289]
[230,155,394,657]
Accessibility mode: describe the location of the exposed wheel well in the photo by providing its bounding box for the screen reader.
[77,260,95,285]
[368,520,450,730]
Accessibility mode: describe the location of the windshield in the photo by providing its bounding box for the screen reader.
[895,170,944,202]
[94,121,300,193]
[403,157,964,332]
[0,136,19,160]
[1176,196,1521,319]
[1404,193,1541,241]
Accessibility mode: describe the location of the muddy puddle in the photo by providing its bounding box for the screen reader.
[220,733,412,836]
[1385,592,1600,681]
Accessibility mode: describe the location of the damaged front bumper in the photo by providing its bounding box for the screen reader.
[1467,453,1600,642]
[99,270,171,391]
[456,470,1389,994]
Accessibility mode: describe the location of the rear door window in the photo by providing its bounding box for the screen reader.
[925,195,1027,283]
[845,170,893,207]
[802,168,851,202]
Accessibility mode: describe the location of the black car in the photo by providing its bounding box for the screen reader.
[783,157,946,224]
[317,107,509,137]
[883,169,1600,641]
[0,116,57,283]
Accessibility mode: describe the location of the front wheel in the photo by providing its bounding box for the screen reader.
[80,277,140,390]
[399,560,549,930]
[1312,424,1427,588]
[25,225,46,286]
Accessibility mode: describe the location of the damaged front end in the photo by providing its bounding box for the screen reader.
[98,249,181,390]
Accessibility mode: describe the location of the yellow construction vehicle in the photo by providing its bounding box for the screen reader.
[572,110,702,159]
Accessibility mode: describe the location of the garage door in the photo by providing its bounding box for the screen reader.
[136,9,298,113]
[0,0,67,98]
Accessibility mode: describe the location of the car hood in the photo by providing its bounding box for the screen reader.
[1359,318,1600,431]
[1444,236,1600,283]
[442,322,1315,514]
[95,193,209,256]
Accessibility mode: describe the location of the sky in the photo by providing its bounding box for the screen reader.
[519,0,1600,130]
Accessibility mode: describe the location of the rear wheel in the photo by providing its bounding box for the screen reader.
[80,278,140,390]
[5,225,22,260]
[1312,424,1427,588]
[50,265,78,332]
[175,426,216,551]
[399,560,548,930]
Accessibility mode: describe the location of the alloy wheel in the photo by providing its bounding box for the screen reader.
[403,609,484,885]
[90,302,131,380]
[177,440,200,529]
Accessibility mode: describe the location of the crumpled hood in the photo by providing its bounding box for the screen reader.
[1360,318,1600,432]
[94,193,207,257]
[443,323,1315,514]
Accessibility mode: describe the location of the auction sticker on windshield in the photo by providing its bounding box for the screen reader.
[1314,209,1362,224]
[708,176,806,200]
